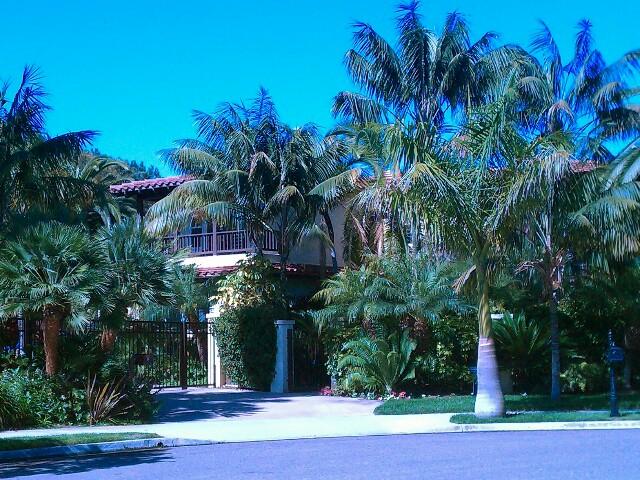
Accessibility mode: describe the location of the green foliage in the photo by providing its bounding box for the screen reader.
[494,313,549,391]
[0,66,96,236]
[0,222,108,328]
[86,375,131,425]
[213,306,278,390]
[215,257,286,312]
[338,330,417,394]
[561,362,609,394]
[0,369,87,429]
[313,254,464,337]
[415,312,477,394]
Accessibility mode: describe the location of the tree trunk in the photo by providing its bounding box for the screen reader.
[549,289,561,401]
[100,328,118,352]
[321,210,339,274]
[189,314,208,364]
[42,308,62,376]
[474,265,504,417]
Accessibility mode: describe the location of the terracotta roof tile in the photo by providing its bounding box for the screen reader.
[110,175,193,194]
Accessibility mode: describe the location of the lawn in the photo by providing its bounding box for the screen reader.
[374,393,640,415]
[451,411,640,424]
[0,432,160,452]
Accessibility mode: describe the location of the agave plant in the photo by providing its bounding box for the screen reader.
[338,330,417,394]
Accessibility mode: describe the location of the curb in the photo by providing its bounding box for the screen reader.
[0,437,211,463]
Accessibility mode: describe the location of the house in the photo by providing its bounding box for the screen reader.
[110,175,347,280]
[110,175,345,391]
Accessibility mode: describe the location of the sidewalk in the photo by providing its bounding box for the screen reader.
[4,413,640,444]
[2,389,640,445]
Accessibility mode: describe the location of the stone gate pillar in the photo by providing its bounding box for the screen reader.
[271,320,295,393]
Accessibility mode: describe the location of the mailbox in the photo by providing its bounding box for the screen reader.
[607,346,625,364]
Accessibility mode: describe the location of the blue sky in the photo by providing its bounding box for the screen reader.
[3,0,639,176]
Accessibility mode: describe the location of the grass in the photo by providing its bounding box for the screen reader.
[0,432,160,452]
[374,393,640,415]
[451,411,640,424]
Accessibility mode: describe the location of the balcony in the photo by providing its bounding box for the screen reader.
[163,229,278,256]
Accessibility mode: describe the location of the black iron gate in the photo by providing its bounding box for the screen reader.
[117,320,214,388]
[2,317,215,389]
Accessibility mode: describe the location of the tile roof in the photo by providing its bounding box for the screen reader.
[110,175,192,194]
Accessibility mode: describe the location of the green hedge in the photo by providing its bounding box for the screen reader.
[213,305,279,390]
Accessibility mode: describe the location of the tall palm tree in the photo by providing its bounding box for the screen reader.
[312,2,524,262]
[96,217,174,351]
[492,21,640,400]
[516,20,640,162]
[0,222,108,375]
[146,90,344,277]
[0,67,97,237]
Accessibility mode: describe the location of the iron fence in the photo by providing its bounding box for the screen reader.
[0,317,214,389]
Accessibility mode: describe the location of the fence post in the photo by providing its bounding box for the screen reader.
[179,321,188,390]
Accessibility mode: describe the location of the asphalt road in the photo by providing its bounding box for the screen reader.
[2,430,639,480]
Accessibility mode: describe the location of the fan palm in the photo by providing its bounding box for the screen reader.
[338,329,417,394]
[96,217,174,351]
[0,222,108,375]
[0,67,97,237]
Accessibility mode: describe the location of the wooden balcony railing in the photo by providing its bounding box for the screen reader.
[163,230,278,256]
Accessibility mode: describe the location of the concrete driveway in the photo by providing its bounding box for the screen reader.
[156,388,380,423]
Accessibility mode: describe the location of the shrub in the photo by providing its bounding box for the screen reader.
[561,362,609,393]
[414,313,477,394]
[0,368,86,428]
[213,306,278,390]
[338,330,417,394]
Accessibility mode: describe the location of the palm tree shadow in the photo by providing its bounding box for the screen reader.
[0,449,172,478]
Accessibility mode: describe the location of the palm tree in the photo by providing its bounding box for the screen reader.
[311,2,524,264]
[338,330,417,394]
[0,67,97,236]
[146,90,344,278]
[96,217,174,351]
[0,222,108,375]
[171,264,213,363]
[516,20,640,162]
[313,253,464,337]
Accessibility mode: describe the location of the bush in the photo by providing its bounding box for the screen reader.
[213,306,278,390]
[414,313,477,394]
[0,368,86,429]
[561,362,608,393]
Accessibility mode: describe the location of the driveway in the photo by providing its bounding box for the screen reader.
[155,388,380,423]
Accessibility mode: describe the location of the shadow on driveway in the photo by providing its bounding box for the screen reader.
[155,389,307,422]
[0,449,173,478]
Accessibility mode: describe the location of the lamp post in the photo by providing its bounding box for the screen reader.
[607,330,625,417]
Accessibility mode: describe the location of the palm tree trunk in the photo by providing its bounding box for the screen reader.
[100,328,118,352]
[321,210,339,274]
[474,264,504,417]
[549,288,561,401]
[42,307,63,376]
[189,313,208,364]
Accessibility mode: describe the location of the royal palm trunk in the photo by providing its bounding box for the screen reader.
[42,307,63,376]
[474,264,504,417]
[549,289,561,400]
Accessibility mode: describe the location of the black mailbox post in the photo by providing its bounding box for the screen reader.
[606,330,625,417]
